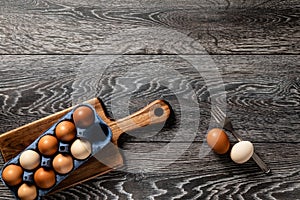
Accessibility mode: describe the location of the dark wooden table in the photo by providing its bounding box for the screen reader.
[0,0,299,199]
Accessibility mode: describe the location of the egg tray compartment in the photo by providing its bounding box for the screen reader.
[1,103,112,200]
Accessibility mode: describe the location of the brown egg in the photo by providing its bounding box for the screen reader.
[2,164,23,186]
[206,128,230,154]
[73,105,95,128]
[52,154,73,174]
[55,121,76,142]
[17,183,37,200]
[38,135,58,156]
[34,168,56,189]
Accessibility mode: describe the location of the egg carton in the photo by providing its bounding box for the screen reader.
[1,103,112,200]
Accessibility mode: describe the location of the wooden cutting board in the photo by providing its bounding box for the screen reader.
[0,98,170,193]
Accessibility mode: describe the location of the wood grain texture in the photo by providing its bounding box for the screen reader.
[0,55,299,143]
[1,143,299,200]
[0,55,299,199]
[0,0,299,54]
[0,0,299,199]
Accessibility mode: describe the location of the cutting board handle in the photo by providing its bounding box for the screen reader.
[109,100,171,144]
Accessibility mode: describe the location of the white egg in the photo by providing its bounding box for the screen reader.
[230,141,254,164]
[70,138,92,160]
[19,150,40,170]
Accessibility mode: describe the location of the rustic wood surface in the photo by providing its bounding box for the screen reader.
[0,0,299,199]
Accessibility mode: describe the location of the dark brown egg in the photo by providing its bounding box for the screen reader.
[206,128,230,154]
[38,135,58,156]
[34,168,56,189]
[55,121,76,142]
[2,164,23,186]
[73,106,95,128]
[52,154,73,174]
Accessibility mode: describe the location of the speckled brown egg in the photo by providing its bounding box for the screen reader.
[38,135,58,156]
[34,168,56,189]
[73,106,95,128]
[52,154,73,174]
[55,121,76,142]
[206,128,230,154]
[2,164,23,186]
[17,183,37,200]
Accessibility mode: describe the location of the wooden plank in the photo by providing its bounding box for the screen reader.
[0,55,299,143]
[1,142,299,199]
[1,0,299,10]
[0,1,298,54]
